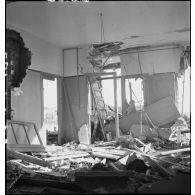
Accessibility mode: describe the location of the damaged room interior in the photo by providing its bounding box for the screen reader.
[6,1,191,194]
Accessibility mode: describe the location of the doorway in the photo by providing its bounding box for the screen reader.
[42,74,58,145]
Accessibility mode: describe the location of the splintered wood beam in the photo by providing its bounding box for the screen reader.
[8,160,36,175]
[7,144,45,152]
[92,147,127,156]
[43,153,90,162]
[7,148,50,167]
[92,151,121,160]
[159,148,190,155]
[134,138,156,153]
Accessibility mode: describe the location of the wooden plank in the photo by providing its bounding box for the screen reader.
[92,151,120,160]
[92,147,127,156]
[7,144,45,152]
[94,141,116,146]
[134,138,156,153]
[159,148,190,155]
[44,152,90,162]
[7,148,51,167]
[8,160,36,175]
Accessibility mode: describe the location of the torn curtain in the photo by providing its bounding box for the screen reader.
[58,76,89,145]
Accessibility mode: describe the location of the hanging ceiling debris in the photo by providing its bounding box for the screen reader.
[87,41,124,70]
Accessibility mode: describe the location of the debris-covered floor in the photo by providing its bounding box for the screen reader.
[7,117,190,194]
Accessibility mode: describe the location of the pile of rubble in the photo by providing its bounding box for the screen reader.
[7,117,190,194]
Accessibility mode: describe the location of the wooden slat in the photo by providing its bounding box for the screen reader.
[159,148,190,155]
[10,123,18,144]
[22,124,31,144]
[92,147,127,156]
[92,151,121,160]
[33,124,44,146]
[44,152,90,162]
[7,144,45,152]
[134,138,156,153]
[7,148,50,167]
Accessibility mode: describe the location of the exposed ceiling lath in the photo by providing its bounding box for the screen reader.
[87,42,123,69]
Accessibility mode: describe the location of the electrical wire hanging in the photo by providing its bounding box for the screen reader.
[100,13,105,43]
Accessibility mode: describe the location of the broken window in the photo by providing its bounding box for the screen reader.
[125,78,144,111]
[101,68,122,114]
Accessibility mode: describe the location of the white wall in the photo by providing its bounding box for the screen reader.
[63,46,93,77]
[11,70,46,145]
[6,25,64,145]
[120,48,183,76]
